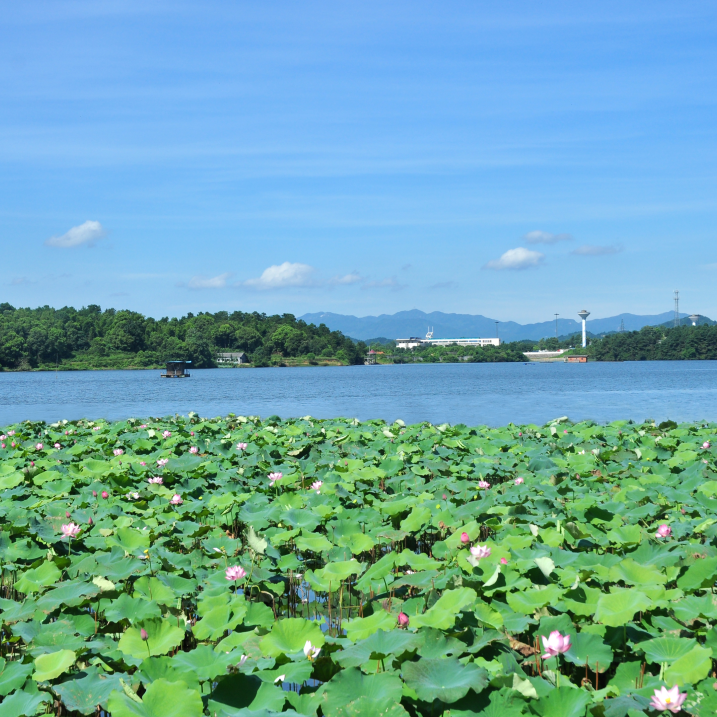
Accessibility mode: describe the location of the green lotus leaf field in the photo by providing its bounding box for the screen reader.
[1,412,717,715]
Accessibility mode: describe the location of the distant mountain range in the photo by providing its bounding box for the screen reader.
[300,309,701,343]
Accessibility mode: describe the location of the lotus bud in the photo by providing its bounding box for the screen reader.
[460,532,470,544]
[397,612,409,627]
[101,490,109,499]
[65,511,71,518]
[92,490,97,497]
[141,628,148,640]
[88,518,93,525]
[500,557,508,564]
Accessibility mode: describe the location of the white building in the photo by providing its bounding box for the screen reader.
[217,352,249,365]
[395,335,500,349]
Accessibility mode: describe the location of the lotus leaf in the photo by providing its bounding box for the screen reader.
[107,677,204,717]
[118,618,185,659]
[402,657,488,703]
[32,649,76,681]
[260,618,325,657]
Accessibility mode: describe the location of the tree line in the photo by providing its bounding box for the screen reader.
[0,303,367,369]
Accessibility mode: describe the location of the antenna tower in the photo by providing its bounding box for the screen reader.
[554,313,559,339]
[425,327,434,339]
[619,319,625,333]
[674,290,680,328]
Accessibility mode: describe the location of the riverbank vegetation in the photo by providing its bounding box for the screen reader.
[373,343,528,364]
[2,413,717,715]
[534,324,717,362]
[0,303,366,370]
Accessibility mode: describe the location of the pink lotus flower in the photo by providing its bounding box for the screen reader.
[500,557,508,565]
[189,446,198,454]
[1,444,4,449]
[397,612,409,627]
[11,442,16,448]
[93,426,100,431]
[148,476,163,484]
[35,443,43,450]
[703,441,711,450]
[140,461,147,466]
[656,524,672,538]
[140,628,149,640]
[649,685,687,713]
[225,565,247,581]
[470,545,491,559]
[563,429,568,434]
[101,491,109,499]
[128,492,140,500]
[541,631,571,659]
[162,431,172,438]
[518,432,522,437]
[8,430,14,436]
[515,477,524,485]
[460,532,470,544]
[303,640,321,660]
[236,442,247,450]
[54,443,61,449]
[310,480,323,493]
[113,449,124,456]
[170,494,183,505]
[190,431,194,436]
[478,480,490,489]
[61,523,80,538]
[0,435,5,440]
[268,472,282,486]
[30,461,35,467]
[92,490,97,497]
[157,458,168,467]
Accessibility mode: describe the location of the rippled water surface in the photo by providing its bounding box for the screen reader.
[1,361,717,426]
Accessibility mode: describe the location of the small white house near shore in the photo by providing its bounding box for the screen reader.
[216,352,249,365]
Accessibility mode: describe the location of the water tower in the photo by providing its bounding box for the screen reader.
[577,310,590,348]
[689,314,700,326]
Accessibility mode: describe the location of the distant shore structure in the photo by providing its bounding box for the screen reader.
[161,360,191,378]
[689,314,700,326]
[396,329,500,350]
[578,310,590,348]
[217,352,249,366]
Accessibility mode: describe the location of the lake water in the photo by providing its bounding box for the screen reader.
[1,361,716,428]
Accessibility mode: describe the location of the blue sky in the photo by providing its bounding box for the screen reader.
[2,1,716,323]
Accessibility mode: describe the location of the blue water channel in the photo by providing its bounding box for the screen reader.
[1,361,717,427]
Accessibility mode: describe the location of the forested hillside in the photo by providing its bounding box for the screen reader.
[0,303,366,370]
[587,324,717,361]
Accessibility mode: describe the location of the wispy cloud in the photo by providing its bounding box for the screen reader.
[523,230,573,245]
[242,262,316,290]
[571,244,623,256]
[328,271,363,286]
[483,247,544,271]
[429,281,458,290]
[45,220,106,248]
[11,276,35,285]
[361,276,406,291]
[187,272,231,289]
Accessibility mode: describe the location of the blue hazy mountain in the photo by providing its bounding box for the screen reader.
[300,309,687,343]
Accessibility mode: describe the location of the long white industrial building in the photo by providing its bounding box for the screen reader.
[395,336,500,349]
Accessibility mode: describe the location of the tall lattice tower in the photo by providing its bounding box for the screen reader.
[674,290,680,327]
[619,319,625,333]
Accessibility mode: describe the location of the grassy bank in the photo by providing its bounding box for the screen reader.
[1,414,716,715]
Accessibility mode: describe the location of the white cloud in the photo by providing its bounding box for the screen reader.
[243,262,316,290]
[483,247,545,271]
[45,220,106,248]
[187,272,231,289]
[571,244,623,256]
[429,281,458,290]
[328,272,364,286]
[11,276,35,285]
[523,230,573,245]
